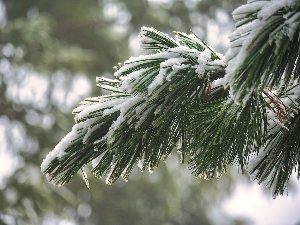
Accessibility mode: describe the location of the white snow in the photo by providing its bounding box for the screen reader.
[83,122,103,144]
[114,52,173,77]
[105,96,143,143]
[225,20,265,104]
[211,77,227,88]
[139,26,179,49]
[105,162,116,184]
[284,11,300,40]
[258,0,299,21]
[92,154,102,169]
[195,49,211,75]
[175,32,205,49]
[74,96,127,122]
[148,57,186,93]
[41,123,84,172]
[169,46,199,55]
[120,69,148,93]
[96,84,122,93]
[166,63,190,81]
[96,77,119,84]
[137,158,144,170]
[232,1,268,16]
[148,71,165,93]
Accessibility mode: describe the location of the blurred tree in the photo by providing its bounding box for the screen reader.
[0,0,248,224]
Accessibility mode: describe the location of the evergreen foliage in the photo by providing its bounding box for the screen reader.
[42,0,300,197]
[1,0,246,224]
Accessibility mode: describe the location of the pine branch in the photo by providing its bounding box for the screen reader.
[41,0,300,198]
[248,82,300,197]
[41,94,128,186]
[41,27,227,186]
[187,93,267,180]
[225,0,300,105]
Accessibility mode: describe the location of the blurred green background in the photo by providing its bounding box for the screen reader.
[0,0,252,224]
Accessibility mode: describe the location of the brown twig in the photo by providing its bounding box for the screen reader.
[81,168,90,189]
[206,81,212,102]
[139,128,144,146]
[262,90,298,129]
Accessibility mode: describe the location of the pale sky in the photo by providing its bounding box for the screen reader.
[222,173,300,225]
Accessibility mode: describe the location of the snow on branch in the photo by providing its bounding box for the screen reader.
[225,0,300,105]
